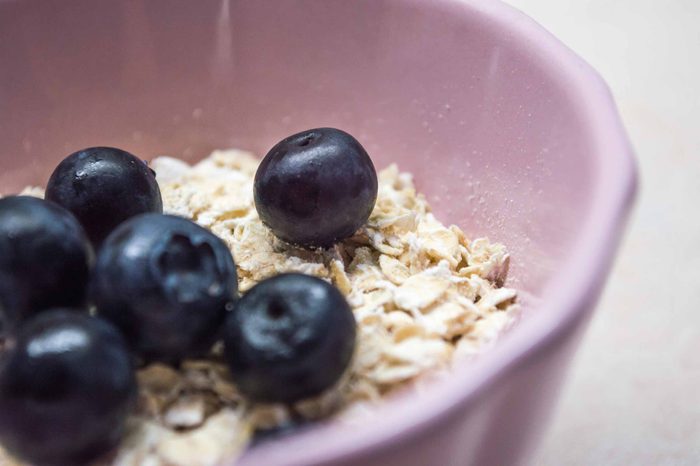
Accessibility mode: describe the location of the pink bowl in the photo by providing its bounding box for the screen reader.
[0,0,636,464]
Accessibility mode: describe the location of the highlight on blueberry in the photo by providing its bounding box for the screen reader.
[0,310,136,466]
[254,128,378,248]
[46,146,163,246]
[0,196,92,332]
[223,273,356,403]
[90,213,238,364]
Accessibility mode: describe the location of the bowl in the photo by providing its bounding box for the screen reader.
[0,0,637,464]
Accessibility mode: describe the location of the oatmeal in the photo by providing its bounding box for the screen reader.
[1,149,516,466]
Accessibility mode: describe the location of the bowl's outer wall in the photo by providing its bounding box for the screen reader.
[0,1,634,465]
[326,317,588,466]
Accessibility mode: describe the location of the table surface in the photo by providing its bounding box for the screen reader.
[503,1,700,464]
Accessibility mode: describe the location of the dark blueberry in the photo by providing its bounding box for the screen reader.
[0,271,15,336]
[45,146,163,246]
[223,273,356,403]
[0,196,93,332]
[254,128,378,248]
[0,310,136,466]
[90,213,238,364]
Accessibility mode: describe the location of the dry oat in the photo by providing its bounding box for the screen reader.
[151,150,517,418]
[0,149,517,466]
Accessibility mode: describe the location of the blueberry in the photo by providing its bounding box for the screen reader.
[223,273,356,403]
[0,310,136,465]
[254,128,378,248]
[90,213,238,364]
[0,271,18,336]
[0,196,93,332]
[46,147,163,246]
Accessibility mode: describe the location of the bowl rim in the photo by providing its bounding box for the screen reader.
[238,0,638,464]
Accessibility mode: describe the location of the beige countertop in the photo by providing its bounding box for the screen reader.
[504,1,700,464]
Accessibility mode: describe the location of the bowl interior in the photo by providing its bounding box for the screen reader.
[0,0,596,300]
[0,0,624,463]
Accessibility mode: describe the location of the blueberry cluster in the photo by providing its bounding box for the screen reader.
[0,129,373,464]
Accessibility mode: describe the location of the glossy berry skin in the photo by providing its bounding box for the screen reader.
[223,273,356,403]
[90,214,238,364]
[46,146,163,246]
[0,310,136,466]
[0,196,93,333]
[254,128,377,248]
